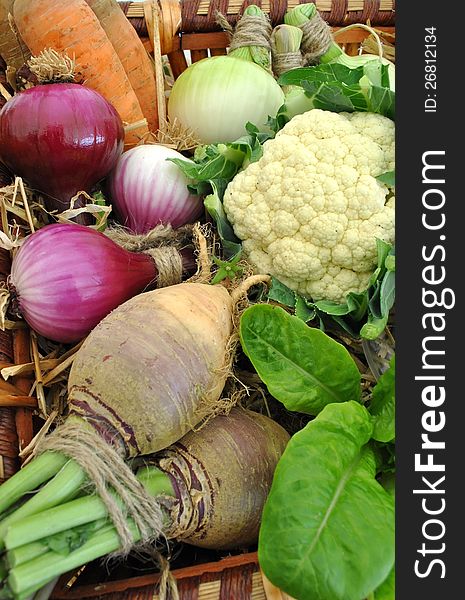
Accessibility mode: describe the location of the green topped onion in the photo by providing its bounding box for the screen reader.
[228,5,272,70]
[284,3,395,91]
[270,24,312,120]
[167,55,284,144]
[167,6,284,144]
[270,24,303,78]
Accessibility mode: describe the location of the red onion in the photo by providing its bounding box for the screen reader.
[106,144,203,234]
[9,223,192,344]
[0,84,124,213]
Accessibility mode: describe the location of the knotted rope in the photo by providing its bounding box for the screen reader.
[215,11,272,54]
[146,246,183,288]
[36,420,165,555]
[300,12,333,65]
[270,25,304,78]
[105,223,192,288]
[271,48,303,77]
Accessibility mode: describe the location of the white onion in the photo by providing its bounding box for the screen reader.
[106,144,203,234]
[167,56,285,144]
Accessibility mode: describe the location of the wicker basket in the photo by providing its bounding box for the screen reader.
[51,552,267,600]
[0,247,34,486]
[119,0,395,77]
[0,2,395,598]
[120,0,396,37]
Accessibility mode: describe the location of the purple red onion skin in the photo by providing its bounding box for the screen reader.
[10,223,157,343]
[0,84,124,212]
[107,145,203,234]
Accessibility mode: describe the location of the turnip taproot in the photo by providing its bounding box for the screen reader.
[68,281,234,456]
[160,406,290,549]
[1,409,289,598]
[0,281,238,551]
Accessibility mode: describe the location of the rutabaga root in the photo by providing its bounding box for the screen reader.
[35,418,165,555]
[186,222,213,284]
[157,408,290,550]
[230,274,271,306]
[194,273,272,431]
[67,282,234,457]
[229,273,272,352]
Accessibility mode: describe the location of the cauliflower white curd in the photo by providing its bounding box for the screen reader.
[223,109,395,303]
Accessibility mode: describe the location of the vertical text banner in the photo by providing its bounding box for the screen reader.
[397,1,462,597]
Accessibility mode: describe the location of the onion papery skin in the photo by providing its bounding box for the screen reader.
[107,145,203,234]
[167,56,285,144]
[0,84,124,212]
[10,223,157,343]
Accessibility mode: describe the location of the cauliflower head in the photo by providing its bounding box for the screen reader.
[223,109,395,303]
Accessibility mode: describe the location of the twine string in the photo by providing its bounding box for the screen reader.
[216,11,272,53]
[271,34,304,77]
[300,12,333,65]
[144,246,183,288]
[36,421,165,555]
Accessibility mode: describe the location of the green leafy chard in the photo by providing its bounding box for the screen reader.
[373,568,395,600]
[372,452,395,600]
[239,304,361,414]
[258,401,395,600]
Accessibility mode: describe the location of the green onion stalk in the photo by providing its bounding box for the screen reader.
[0,463,174,599]
[270,24,315,120]
[284,3,395,90]
[226,5,272,71]
[0,405,289,600]
[270,24,303,79]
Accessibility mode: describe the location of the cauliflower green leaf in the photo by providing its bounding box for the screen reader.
[376,170,395,188]
[169,123,270,258]
[266,242,395,340]
[369,354,396,443]
[274,63,395,130]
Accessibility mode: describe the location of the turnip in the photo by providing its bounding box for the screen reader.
[162,406,289,550]
[0,277,271,597]
[66,281,235,457]
[0,281,235,512]
[1,408,289,598]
